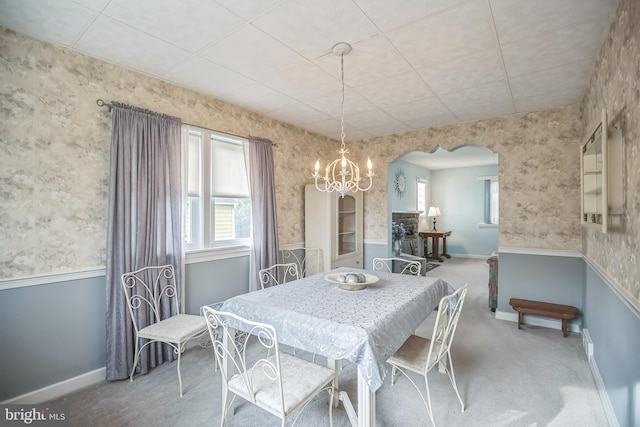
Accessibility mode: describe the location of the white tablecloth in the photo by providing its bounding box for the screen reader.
[219,268,454,392]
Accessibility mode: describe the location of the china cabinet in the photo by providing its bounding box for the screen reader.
[305,184,363,269]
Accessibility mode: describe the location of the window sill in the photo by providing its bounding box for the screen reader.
[185,245,250,264]
[478,223,499,229]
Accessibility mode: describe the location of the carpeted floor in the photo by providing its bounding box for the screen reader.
[49,257,608,426]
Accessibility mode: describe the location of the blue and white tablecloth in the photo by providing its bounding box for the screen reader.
[219,268,454,392]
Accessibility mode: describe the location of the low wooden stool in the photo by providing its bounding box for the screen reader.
[509,298,579,338]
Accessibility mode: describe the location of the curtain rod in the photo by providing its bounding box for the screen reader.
[96,99,277,146]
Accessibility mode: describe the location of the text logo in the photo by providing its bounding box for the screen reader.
[1,405,68,426]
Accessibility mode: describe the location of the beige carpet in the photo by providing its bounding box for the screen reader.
[49,257,608,426]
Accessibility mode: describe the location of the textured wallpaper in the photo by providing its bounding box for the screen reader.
[581,0,640,302]
[0,27,335,279]
[355,105,584,251]
[3,16,626,285]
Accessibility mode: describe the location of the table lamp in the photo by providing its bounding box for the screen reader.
[428,206,441,231]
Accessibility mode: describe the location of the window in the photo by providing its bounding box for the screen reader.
[489,179,499,224]
[416,178,429,216]
[183,125,251,251]
[478,175,499,227]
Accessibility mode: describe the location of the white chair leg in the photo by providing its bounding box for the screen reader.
[220,392,227,427]
[391,365,397,385]
[328,383,334,427]
[177,347,183,397]
[447,352,465,412]
[424,376,436,427]
[220,389,234,427]
[130,340,141,382]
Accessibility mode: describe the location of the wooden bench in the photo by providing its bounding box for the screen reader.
[509,298,579,338]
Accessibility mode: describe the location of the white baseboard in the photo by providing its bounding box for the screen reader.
[495,310,581,334]
[582,328,594,360]
[2,367,106,404]
[584,331,620,427]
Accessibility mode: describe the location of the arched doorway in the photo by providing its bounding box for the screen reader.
[387,145,498,259]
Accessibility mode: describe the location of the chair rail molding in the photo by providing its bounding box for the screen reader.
[583,255,640,320]
[497,246,582,257]
[0,267,106,291]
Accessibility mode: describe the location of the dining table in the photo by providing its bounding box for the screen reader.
[216,267,455,427]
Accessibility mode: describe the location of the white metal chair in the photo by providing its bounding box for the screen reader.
[121,264,207,397]
[202,306,335,427]
[201,301,247,372]
[258,263,300,289]
[280,247,324,277]
[372,257,422,276]
[387,285,468,427]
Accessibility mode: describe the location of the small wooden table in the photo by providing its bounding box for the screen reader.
[419,230,451,262]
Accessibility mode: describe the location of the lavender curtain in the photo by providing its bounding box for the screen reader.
[247,136,280,288]
[105,103,182,381]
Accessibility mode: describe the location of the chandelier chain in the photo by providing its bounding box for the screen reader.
[340,53,346,151]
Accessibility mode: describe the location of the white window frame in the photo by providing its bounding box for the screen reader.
[416,178,429,217]
[182,125,251,259]
[478,175,499,228]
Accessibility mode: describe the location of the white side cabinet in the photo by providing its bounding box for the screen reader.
[305,184,363,270]
[580,109,624,233]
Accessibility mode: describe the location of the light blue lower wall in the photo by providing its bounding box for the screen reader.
[0,256,250,402]
[584,263,640,427]
[185,257,250,314]
[497,252,584,315]
[3,251,638,426]
[0,276,106,402]
[498,251,639,426]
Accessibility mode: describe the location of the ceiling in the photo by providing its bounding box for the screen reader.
[1,0,617,143]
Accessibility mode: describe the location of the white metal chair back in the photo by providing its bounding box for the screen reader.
[200,301,247,372]
[425,286,468,372]
[372,257,422,276]
[387,285,468,426]
[281,247,324,277]
[202,306,335,427]
[120,264,207,397]
[258,263,300,289]
[121,265,180,330]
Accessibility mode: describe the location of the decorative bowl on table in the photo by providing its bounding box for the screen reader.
[325,272,379,291]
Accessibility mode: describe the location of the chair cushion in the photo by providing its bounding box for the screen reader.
[388,334,442,374]
[138,314,207,343]
[228,352,334,416]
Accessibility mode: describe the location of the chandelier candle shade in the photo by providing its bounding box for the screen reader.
[313,42,373,198]
[428,206,441,231]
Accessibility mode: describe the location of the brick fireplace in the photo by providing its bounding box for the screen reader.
[392,211,421,255]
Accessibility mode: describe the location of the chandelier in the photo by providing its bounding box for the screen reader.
[313,42,373,198]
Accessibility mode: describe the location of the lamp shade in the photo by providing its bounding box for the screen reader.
[427,206,441,217]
